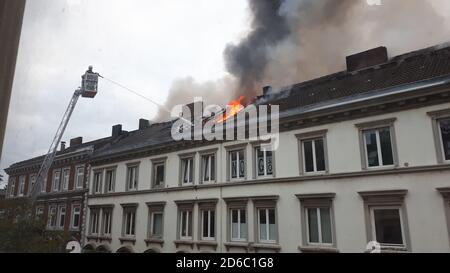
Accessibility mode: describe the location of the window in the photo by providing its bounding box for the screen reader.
[255,147,273,177]
[18,176,25,196]
[48,206,57,228]
[102,209,113,236]
[258,208,277,243]
[89,209,100,235]
[297,130,329,174]
[438,118,450,161]
[29,174,36,195]
[104,169,115,193]
[230,208,247,242]
[152,160,166,188]
[181,157,194,185]
[201,153,216,183]
[201,209,215,240]
[306,208,333,245]
[36,206,44,218]
[359,190,409,251]
[126,165,139,191]
[41,177,47,193]
[52,170,61,192]
[122,206,137,237]
[356,119,398,169]
[179,209,193,240]
[8,178,15,197]
[229,149,245,180]
[150,212,163,238]
[93,171,103,194]
[75,166,84,189]
[71,205,81,229]
[437,187,450,246]
[58,206,66,229]
[363,128,394,167]
[62,168,70,191]
[297,193,336,251]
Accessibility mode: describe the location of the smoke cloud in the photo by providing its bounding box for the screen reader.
[157,0,450,120]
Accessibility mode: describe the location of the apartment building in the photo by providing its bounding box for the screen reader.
[83,44,450,253]
[4,136,111,241]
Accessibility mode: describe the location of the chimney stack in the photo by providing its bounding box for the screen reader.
[346,46,388,72]
[263,86,272,96]
[112,124,123,138]
[70,137,83,147]
[60,141,66,151]
[139,119,151,130]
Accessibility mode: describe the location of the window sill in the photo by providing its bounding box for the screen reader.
[249,243,282,253]
[298,245,340,253]
[174,240,195,249]
[119,237,136,245]
[224,242,249,252]
[196,241,218,250]
[145,238,164,247]
[365,246,408,253]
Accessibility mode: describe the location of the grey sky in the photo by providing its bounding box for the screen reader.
[0,0,248,187]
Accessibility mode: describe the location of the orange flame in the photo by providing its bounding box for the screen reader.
[217,96,245,123]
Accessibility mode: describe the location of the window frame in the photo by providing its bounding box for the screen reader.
[36,206,44,218]
[437,188,450,247]
[370,205,406,248]
[179,154,195,186]
[61,168,70,192]
[47,205,57,229]
[29,174,37,195]
[176,202,194,241]
[126,163,140,192]
[356,118,399,170]
[198,202,217,242]
[147,202,166,240]
[358,190,410,252]
[428,109,450,164]
[121,204,138,238]
[224,198,248,243]
[57,205,66,230]
[75,166,85,189]
[199,149,217,184]
[296,130,329,175]
[254,198,279,245]
[104,168,116,193]
[151,157,167,189]
[89,208,100,235]
[101,207,113,236]
[18,175,25,196]
[252,143,275,179]
[92,170,103,195]
[226,144,248,182]
[52,170,61,192]
[70,204,81,230]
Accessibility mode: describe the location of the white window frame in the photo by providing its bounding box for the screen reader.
[229,149,246,181]
[52,170,61,192]
[71,204,81,230]
[126,165,139,191]
[302,138,326,174]
[90,209,100,235]
[57,205,66,230]
[149,211,164,238]
[257,208,277,244]
[370,206,406,248]
[255,146,274,178]
[104,169,116,193]
[102,208,113,236]
[201,153,216,183]
[47,205,57,228]
[75,166,85,189]
[61,168,70,191]
[122,208,136,237]
[201,209,215,241]
[305,207,334,246]
[29,174,37,195]
[181,157,194,186]
[438,118,450,163]
[153,162,165,188]
[93,170,103,194]
[179,209,193,240]
[230,208,247,242]
[9,178,15,197]
[363,128,394,168]
[18,175,25,196]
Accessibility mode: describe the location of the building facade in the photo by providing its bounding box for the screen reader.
[4,136,111,242]
[83,44,450,253]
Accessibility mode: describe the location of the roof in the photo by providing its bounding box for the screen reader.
[90,42,450,160]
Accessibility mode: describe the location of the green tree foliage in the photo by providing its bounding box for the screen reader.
[0,199,70,253]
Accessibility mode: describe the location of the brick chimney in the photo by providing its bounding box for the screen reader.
[70,137,83,147]
[60,141,66,151]
[139,119,152,130]
[346,46,388,72]
[112,124,123,138]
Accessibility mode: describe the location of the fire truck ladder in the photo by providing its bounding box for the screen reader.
[29,67,98,204]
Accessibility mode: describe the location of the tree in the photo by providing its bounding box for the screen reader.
[0,198,70,253]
